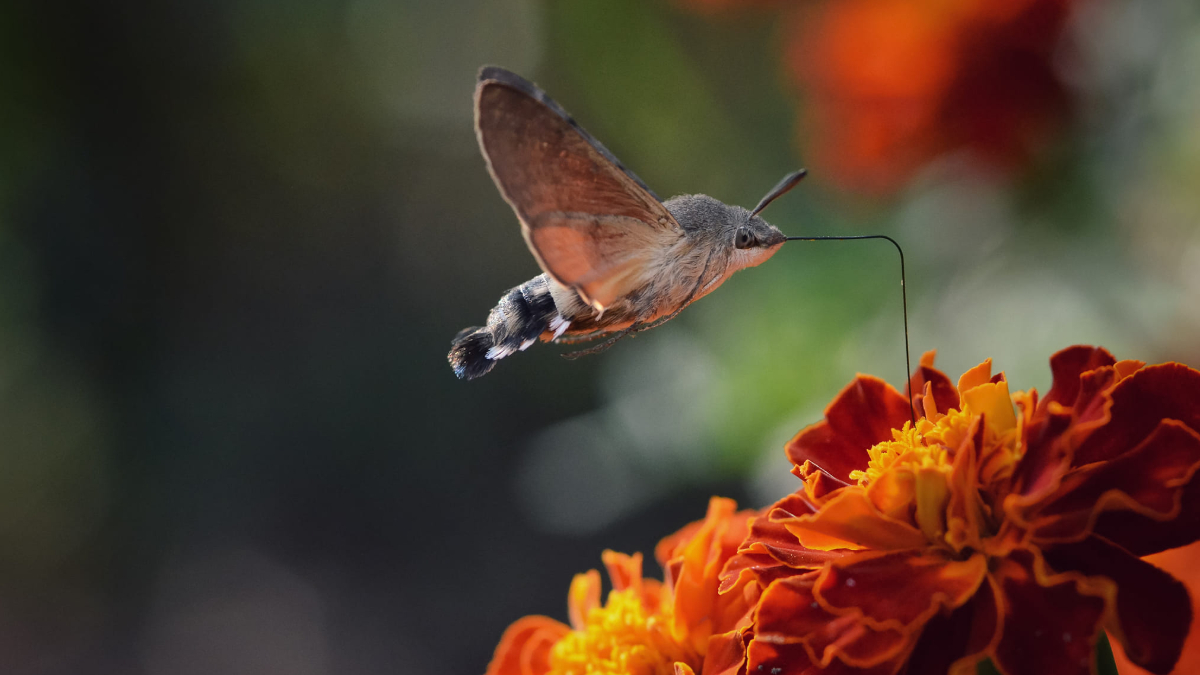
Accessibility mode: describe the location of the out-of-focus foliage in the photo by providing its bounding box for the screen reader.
[0,0,1197,674]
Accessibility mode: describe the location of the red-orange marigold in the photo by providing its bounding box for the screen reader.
[485,497,759,675]
[722,346,1200,674]
[677,0,1077,194]
[484,346,1200,675]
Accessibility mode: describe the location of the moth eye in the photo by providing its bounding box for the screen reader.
[735,227,756,249]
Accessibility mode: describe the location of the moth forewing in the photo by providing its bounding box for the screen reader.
[474,77,682,308]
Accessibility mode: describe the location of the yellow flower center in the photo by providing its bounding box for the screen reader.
[548,589,688,675]
[849,418,952,485]
[850,382,1023,490]
[846,382,1025,549]
[921,407,974,454]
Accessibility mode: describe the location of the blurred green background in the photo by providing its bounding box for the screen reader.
[1,0,1198,673]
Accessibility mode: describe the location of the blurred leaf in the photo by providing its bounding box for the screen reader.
[976,658,1002,675]
[1096,631,1119,675]
[544,0,748,197]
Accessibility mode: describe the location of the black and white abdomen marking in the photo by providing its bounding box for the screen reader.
[448,274,570,379]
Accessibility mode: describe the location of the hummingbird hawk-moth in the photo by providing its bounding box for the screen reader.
[449,67,807,380]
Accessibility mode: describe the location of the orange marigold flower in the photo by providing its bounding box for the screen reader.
[787,0,1076,194]
[677,0,1077,194]
[789,0,1077,194]
[485,497,759,675]
[719,346,1200,675]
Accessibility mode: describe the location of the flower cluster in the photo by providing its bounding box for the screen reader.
[676,0,1077,194]
[486,498,757,675]
[486,346,1200,675]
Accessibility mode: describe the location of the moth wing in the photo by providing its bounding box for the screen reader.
[475,67,682,311]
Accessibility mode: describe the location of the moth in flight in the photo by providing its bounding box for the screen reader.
[449,67,805,379]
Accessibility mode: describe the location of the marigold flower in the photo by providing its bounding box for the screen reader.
[676,0,1076,194]
[786,0,1075,194]
[485,497,758,675]
[720,346,1200,674]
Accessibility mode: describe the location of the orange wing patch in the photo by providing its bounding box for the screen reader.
[525,213,661,310]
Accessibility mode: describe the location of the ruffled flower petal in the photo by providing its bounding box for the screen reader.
[567,569,601,631]
[956,358,993,394]
[718,500,856,593]
[740,496,856,567]
[753,573,910,669]
[702,628,750,675]
[1011,397,1073,500]
[656,497,751,571]
[485,616,572,675]
[745,638,902,675]
[901,576,1002,675]
[814,549,988,631]
[1073,363,1200,466]
[603,550,643,592]
[661,498,757,653]
[1021,419,1200,543]
[1041,345,1117,410]
[991,549,1107,675]
[907,350,959,418]
[777,488,928,552]
[786,376,912,483]
[746,640,818,675]
[1089,477,1200,556]
[1044,536,1190,674]
[1012,346,1124,500]
[1111,542,1200,675]
[945,418,987,553]
[720,551,806,596]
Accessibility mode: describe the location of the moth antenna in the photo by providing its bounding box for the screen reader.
[784,234,916,426]
[750,169,808,218]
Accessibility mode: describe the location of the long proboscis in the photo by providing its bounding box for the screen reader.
[753,169,915,425]
[784,234,915,425]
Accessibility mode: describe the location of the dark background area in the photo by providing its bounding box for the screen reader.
[2,1,1198,674]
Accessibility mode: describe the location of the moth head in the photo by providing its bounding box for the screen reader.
[727,168,809,268]
[733,213,787,250]
[664,195,786,270]
[729,210,786,270]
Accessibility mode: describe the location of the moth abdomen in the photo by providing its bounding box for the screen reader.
[448,274,562,380]
[448,329,495,380]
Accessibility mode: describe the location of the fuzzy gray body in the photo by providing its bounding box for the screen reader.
[449,195,784,379]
